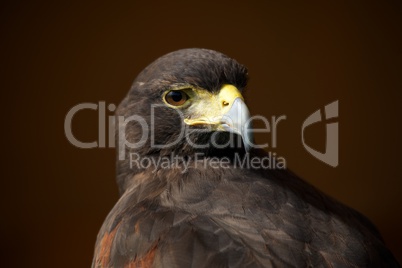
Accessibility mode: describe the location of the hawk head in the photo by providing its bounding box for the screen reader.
[116,48,252,193]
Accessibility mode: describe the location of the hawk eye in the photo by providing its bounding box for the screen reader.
[165,90,189,106]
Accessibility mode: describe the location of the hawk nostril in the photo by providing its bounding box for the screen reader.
[222,101,229,107]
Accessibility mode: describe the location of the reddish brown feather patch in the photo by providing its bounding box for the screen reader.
[95,223,121,267]
[124,245,157,268]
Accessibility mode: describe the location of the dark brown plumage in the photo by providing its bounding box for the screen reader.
[92,48,399,267]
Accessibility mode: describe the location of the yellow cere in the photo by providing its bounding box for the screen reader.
[182,84,243,126]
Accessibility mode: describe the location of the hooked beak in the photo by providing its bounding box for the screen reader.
[221,97,252,151]
[184,84,253,151]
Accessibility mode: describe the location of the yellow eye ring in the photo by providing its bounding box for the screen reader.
[164,90,189,106]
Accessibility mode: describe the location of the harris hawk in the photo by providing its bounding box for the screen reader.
[92,48,399,267]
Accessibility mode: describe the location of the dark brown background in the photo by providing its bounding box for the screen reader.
[1,0,401,267]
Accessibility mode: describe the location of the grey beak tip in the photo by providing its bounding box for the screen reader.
[222,98,253,152]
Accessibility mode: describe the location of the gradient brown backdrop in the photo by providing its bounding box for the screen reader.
[1,1,401,267]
